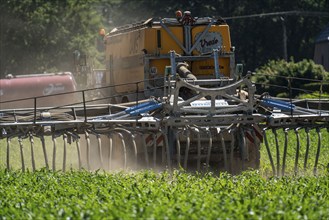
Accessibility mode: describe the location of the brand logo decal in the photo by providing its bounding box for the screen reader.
[43,83,65,95]
[195,32,223,54]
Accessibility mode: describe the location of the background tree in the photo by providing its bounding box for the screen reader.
[0,0,102,77]
[253,59,329,98]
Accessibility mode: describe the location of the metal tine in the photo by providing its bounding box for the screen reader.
[116,128,138,169]
[75,135,82,170]
[175,131,181,168]
[183,130,190,169]
[52,134,57,171]
[66,132,81,170]
[29,133,36,172]
[205,128,213,170]
[131,134,138,169]
[85,131,91,170]
[162,133,166,165]
[272,128,280,176]
[63,133,67,172]
[162,130,172,170]
[282,128,289,176]
[263,128,276,176]
[141,133,149,169]
[251,126,260,169]
[108,134,113,170]
[18,136,25,172]
[7,137,11,170]
[6,137,11,170]
[219,130,228,171]
[192,127,201,172]
[294,127,301,175]
[96,134,104,169]
[313,127,322,175]
[152,133,157,168]
[240,127,246,171]
[229,129,235,173]
[117,132,127,170]
[40,135,49,169]
[304,127,310,171]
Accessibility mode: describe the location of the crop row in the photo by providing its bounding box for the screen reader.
[0,169,329,219]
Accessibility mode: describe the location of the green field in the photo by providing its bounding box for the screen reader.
[0,129,328,219]
[0,170,328,219]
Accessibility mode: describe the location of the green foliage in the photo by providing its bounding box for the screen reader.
[0,0,103,76]
[298,91,329,99]
[0,169,328,219]
[0,130,328,219]
[253,59,329,98]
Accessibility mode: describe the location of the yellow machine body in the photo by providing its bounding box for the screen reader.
[104,17,235,102]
